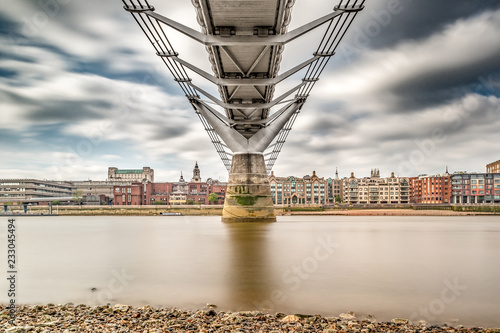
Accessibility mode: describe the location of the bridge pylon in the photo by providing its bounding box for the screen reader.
[123,0,364,222]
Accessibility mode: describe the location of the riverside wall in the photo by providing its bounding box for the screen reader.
[1,204,499,216]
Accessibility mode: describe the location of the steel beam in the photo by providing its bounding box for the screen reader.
[146,7,360,46]
[187,80,307,110]
[161,53,328,86]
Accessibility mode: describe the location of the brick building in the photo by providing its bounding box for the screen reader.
[72,180,133,204]
[486,159,500,174]
[409,169,451,204]
[113,182,144,205]
[112,163,226,205]
[147,182,174,205]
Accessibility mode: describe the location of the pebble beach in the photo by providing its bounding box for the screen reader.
[2,304,500,333]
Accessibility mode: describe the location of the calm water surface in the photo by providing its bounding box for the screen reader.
[1,216,499,326]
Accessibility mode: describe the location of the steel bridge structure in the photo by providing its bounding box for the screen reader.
[123,0,365,222]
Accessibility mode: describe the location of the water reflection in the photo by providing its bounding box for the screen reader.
[224,222,277,311]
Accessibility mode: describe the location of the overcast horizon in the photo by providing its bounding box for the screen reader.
[1,0,499,182]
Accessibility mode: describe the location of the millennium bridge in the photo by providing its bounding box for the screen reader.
[123,0,365,222]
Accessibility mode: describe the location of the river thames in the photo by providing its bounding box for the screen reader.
[1,216,499,327]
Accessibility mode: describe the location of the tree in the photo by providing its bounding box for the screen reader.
[186,199,195,205]
[208,193,219,204]
[52,200,61,205]
[335,195,342,203]
[153,200,166,205]
[72,190,83,205]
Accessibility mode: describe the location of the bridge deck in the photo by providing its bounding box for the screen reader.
[194,0,293,138]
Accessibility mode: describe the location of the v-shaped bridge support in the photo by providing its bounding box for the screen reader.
[192,101,303,154]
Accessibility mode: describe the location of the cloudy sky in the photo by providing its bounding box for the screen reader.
[1,0,499,182]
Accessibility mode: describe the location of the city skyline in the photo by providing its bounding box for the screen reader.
[1,1,499,181]
[0,161,483,184]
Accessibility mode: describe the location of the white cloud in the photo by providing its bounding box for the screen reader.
[1,0,499,181]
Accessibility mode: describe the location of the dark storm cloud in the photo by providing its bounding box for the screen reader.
[302,117,345,133]
[0,12,19,35]
[26,100,110,122]
[375,131,413,143]
[329,7,500,117]
[389,58,500,111]
[367,0,500,49]
[149,125,190,141]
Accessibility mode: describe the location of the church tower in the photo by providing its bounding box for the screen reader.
[192,161,201,182]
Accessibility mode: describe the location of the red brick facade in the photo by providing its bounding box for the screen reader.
[409,174,451,204]
[113,181,226,205]
[113,182,144,205]
[147,182,174,205]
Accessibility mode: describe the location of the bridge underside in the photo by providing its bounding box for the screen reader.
[123,0,364,222]
[194,0,293,222]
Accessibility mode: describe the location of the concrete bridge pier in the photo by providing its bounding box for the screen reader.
[222,153,276,223]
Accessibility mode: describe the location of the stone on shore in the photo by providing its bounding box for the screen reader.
[339,311,356,320]
[1,304,499,332]
[282,314,300,322]
[113,304,131,312]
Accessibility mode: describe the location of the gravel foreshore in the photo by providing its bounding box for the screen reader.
[2,304,500,333]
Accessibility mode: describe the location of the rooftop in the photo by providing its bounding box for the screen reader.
[114,170,143,174]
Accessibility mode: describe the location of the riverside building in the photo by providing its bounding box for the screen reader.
[112,163,226,205]
[108,167,154,182]
[327,168,343,203]
[268,171,328,205]
[409,169,451,204]
[486,159,500,174]
[343,169,410,204]
[450,173,500,204]
[72,180,134,204]
[0,179,75,203]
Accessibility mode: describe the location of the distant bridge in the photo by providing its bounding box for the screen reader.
[123,0,364,222]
